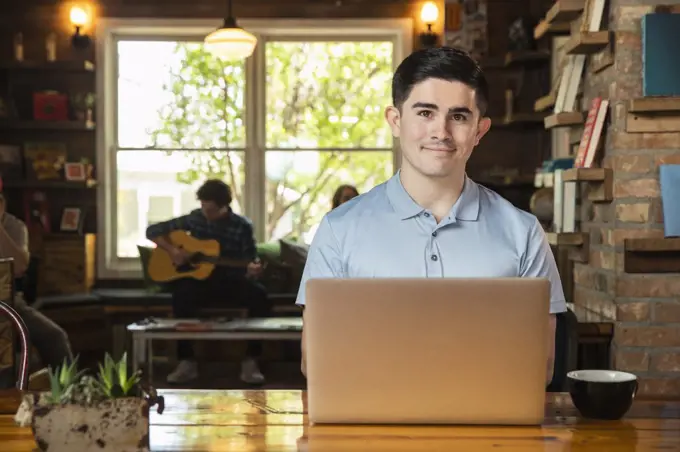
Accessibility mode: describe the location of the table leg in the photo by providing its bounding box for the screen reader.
[147,338,154,382]
[132,333,146,373]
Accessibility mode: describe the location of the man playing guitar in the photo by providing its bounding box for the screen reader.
[146,179,269,385]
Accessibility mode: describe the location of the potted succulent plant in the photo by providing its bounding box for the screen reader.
[14,352,164,452]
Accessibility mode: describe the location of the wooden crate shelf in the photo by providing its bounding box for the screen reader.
[626,97,680,133]
[547,232,589,262]
[624,238,680,273]
[565,31,611,55]
[544,111,584,129]
[534,0,586,40]
[562,167,613,202]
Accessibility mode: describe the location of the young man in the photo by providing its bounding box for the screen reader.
[146,179,270,385]
[0,193,74,373]
[295,47,567,385]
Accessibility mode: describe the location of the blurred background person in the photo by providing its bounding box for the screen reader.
[331,184,359,210]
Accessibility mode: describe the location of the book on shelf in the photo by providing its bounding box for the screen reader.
[574,97,609,168]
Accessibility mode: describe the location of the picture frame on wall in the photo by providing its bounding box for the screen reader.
[59,207,84,233]
[64,162,86,181]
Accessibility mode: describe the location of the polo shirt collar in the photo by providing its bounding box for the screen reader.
[386,170,480,222]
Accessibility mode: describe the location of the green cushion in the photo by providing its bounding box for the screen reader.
[137,245,165,293]
[256,240,282,264]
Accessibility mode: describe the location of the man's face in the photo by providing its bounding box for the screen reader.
[385,78,491,179]
[200,200,224,221]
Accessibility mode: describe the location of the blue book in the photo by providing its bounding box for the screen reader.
[659,164,680,237]
[642,13,680,97]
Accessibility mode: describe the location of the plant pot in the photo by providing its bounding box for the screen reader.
[15,390,164,452]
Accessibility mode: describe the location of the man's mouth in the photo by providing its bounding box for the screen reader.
[422,146,455,152]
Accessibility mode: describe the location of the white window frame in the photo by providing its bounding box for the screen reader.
[96,17,413,279]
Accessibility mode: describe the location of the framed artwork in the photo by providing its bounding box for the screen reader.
[60,207,83,233]
[64,162,86,181]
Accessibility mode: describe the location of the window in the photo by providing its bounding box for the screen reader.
[97,19,412,278]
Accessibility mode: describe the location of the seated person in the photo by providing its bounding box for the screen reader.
[296,47,566,385]
[331,184,359,210]
[146,179,269,385]
[0,192,74,373]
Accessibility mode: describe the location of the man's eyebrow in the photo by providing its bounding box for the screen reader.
[411,102,473,115]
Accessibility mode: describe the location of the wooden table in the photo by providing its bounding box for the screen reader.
[1,389,679,451]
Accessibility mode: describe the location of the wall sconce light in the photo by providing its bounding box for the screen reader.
[420,1,439,48]
[70,5,91,49]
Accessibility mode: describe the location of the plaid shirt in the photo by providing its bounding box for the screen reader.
[146,209,256,278]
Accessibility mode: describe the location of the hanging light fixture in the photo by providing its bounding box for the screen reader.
[204,0,257,60]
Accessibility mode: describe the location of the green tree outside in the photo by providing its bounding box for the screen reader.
[150,40,395,242]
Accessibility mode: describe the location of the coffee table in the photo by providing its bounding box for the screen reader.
[126,317,303,380]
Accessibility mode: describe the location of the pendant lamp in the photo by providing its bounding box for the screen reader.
[204,0,257,60]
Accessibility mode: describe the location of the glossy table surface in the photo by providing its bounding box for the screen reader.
[1,389,679,451]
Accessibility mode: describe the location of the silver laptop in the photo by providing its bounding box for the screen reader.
[304,278,551,425]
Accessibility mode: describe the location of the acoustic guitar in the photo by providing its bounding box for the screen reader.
[147,230,254,283]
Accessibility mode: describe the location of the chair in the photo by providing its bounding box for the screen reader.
[547,308,579,392]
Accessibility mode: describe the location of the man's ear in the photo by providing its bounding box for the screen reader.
[385,106,401,138]
[474,116,492,146]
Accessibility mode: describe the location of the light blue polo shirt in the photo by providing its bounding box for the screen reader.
[296,171,567,315]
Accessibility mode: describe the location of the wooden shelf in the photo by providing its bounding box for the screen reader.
[534,93,556,112]
[565,31,611,55]
[626,97,680,133]
[2,180,97,190]
[544,111,584,129]
[562,167,613,202]
[0,120,95,131]
[547,232,589,262]
[545,0,586,23]
[534,0,586,39]
[534,20,571,40]
[0,60,94,72]
[624,238,680,273]
[477,175,536,188]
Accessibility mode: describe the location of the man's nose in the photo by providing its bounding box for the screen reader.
[430,117,452,141]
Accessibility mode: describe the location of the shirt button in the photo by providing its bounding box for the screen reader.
[432,231,437,237]
[423,212,430,217]
[431,254,438,261]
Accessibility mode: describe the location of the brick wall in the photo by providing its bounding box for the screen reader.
[576,0,680,397]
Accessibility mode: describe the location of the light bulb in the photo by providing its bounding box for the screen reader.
[70,6,88,27]
[420,2,439,24]
[204,27,258,60]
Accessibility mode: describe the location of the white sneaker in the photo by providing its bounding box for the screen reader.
[167,360,198,384]
[240,357,265,384]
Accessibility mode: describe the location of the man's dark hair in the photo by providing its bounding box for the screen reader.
[391,46,489,116]
[196,179,232,207]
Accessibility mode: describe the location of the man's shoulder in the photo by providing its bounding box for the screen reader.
[228,211,253,228]
[2,213,28,243]
[475,181,540,232]
[326,182,389,224]
[2,213,27,230]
